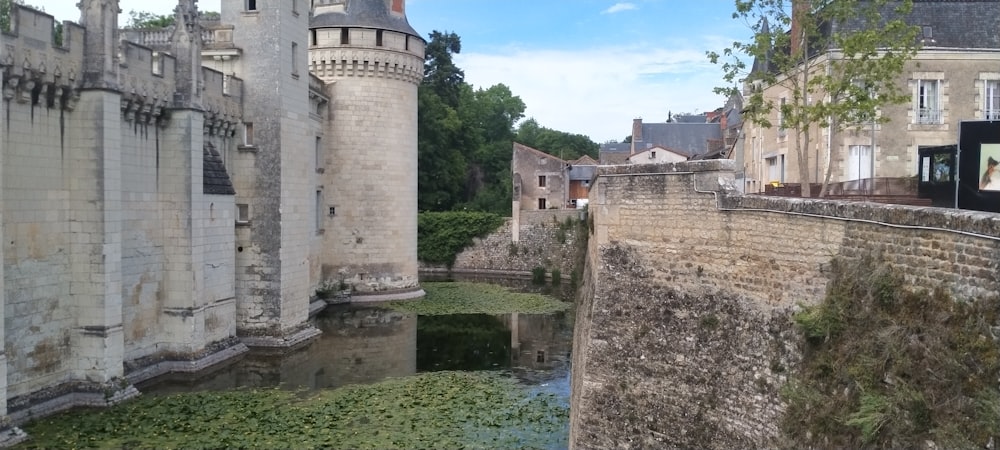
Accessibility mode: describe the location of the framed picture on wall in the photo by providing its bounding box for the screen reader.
[978,143,1000,191]
[959,121,1000,213]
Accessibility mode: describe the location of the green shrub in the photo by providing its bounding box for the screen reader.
[569,269,581,289]
[531,267,546,285]
[783,255,1000,448]
[417,211,504,267]
[550,269,561,286]
[555,228,567,244]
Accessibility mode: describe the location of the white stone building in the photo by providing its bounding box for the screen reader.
[0,0,423,439]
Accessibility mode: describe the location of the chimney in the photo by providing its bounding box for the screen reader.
[631,118,643,155]
[390,0,405,15]
[790,0,807,56]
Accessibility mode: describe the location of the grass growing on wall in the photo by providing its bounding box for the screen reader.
[418,211,505,267]
[18,372,568,449]
[783,256,1000,448]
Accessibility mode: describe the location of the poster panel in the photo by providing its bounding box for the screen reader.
[978,144,1000,191]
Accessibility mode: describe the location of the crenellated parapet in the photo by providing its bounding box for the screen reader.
[118,41,176,125]
[1,5,85,110]
[2,3,244,129]
[309,48,423,84]
[201,67,243,137]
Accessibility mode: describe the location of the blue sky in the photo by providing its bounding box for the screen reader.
[42,0,751,143]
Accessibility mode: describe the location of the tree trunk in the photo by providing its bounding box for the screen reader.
[818,115,839,198]
[797,30,812,198]
[800,125,811,197]
[795,62,812,198]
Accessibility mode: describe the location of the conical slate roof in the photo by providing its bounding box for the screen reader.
[311,0,420,38]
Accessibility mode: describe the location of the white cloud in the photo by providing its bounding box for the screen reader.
[456,44,726,143]
[602,3,638,15]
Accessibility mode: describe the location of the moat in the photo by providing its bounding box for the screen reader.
[119,277,576,449]
[138,303,574,401]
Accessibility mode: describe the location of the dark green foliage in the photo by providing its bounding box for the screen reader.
[531,267,547,285]
[417,31,596,214]
[418,31,525,214]
[551,269,561,286]
[784,255,1000,447]
[417,211,503,266]
[423,31,464,108]
[556,228,567,244]
[515,118,599,162]
[699,314,719,330]
[1,0,23,32]
[126,10,175,29]
[569,269,581,289]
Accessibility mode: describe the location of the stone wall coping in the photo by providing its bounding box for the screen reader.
[723,193,1000,239]
[596,159,736,176]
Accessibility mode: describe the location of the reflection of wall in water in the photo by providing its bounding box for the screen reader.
[313,307,417,389]
[139,307,416,394]
[504,312,573,371]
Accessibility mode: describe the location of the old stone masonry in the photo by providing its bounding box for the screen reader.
[0,0,424,439]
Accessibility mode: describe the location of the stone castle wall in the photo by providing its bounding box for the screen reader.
[0,0,427,438]
[571,160,1000,448]
[0,2,250,429]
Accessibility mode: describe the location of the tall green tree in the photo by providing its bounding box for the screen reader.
[515,119,599,162]
[708,0,920,197]
[460,83,525,214]
[423,30,464,108]
[418,87,468,211]
[126,10,175,29]
[418,31,473,212]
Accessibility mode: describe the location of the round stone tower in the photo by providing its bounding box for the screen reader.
[310,0,425,300]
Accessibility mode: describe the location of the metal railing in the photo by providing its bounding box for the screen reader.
[916,108,942,124]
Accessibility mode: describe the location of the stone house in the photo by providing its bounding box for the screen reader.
[626,145,690,165]
[512,143,598,211]
[0,0,424,439]
[599,116,724,164]
[740,0,1000,194]
[513,143,570,211]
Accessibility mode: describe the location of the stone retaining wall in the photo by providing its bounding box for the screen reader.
[571,160,1000,448]
[421,215,587,278]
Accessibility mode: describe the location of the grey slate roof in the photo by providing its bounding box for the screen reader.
[907,0,1000,49]
[751,1,1000,78]
[568,164,596,181]
[673,114,708,124]
[204,144,236,196]
[311,0,421,37]
[639,123,722,157]
[837,0,1000,49]
[599,142,632,165]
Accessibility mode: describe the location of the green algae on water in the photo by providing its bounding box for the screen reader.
[389,281,570,315]
[18,371,568,450]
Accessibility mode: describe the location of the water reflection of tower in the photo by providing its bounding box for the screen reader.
[504,312,573,371]
[311,306,417,389]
